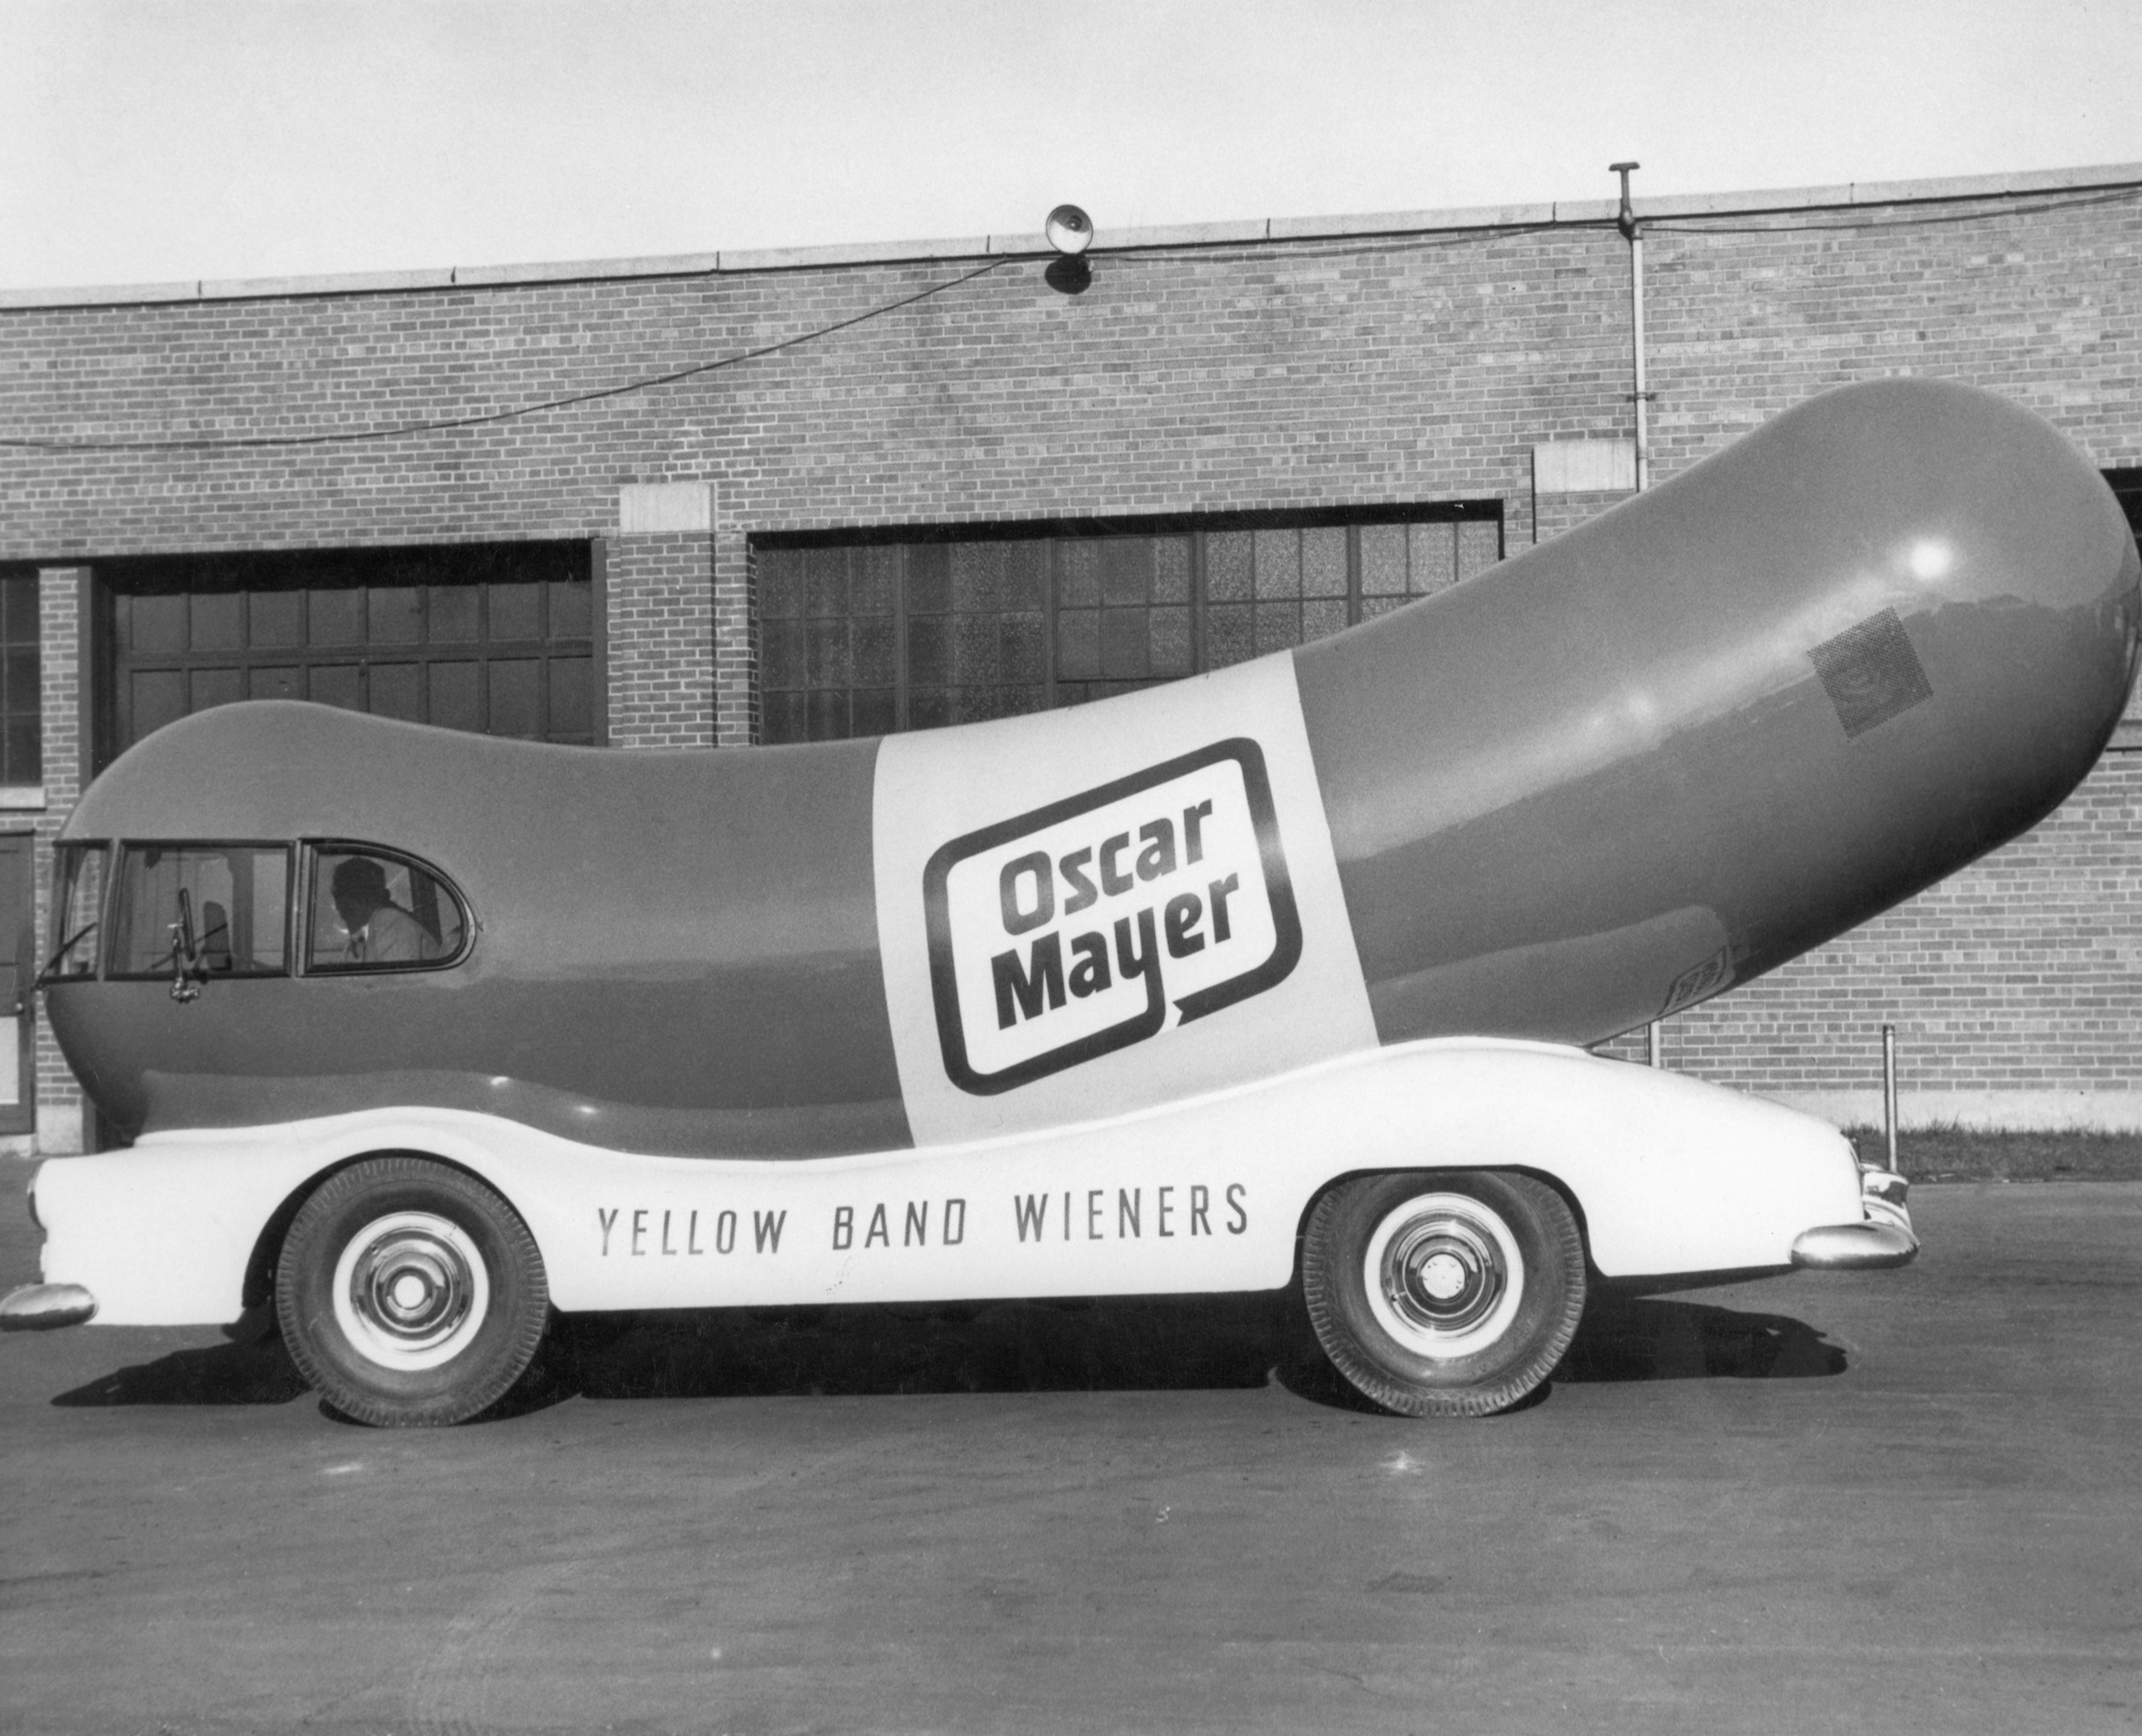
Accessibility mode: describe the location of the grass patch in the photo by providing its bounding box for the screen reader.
[1841,1123,2142,1183]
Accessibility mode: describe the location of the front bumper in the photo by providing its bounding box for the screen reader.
[0,1282,98,1329]
[1791,1165,1918,1270]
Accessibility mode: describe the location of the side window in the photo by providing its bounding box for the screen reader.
[307,847,468,973]
[109,845,291,978]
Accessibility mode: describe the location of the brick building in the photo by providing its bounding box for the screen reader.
[2,162,2138,1152]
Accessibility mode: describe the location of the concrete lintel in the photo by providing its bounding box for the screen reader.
[618,481,716,534]
[1534,438,1637,494]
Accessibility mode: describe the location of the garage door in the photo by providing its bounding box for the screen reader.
[97,542,598,772]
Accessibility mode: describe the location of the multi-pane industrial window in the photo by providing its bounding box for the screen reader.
[0,572,40,785]
[756,508,1502,743]
[96,543,597,772]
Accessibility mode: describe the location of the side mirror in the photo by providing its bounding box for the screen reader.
[168,888,206,1004]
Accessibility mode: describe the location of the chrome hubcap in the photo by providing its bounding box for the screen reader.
[1362,1193,1525,1360]
[332,1211,490,1371]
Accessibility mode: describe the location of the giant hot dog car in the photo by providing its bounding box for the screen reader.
[7,379,2139,1425]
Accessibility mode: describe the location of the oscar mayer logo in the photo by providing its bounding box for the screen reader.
[924,739,1302,1095]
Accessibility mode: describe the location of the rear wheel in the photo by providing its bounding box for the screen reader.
[1302,1170,1585,1417]
[276,1156,549,1426]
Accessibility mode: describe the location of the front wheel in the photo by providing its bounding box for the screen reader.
[276,1156,549,1426]
[1301,1170,1585,1418]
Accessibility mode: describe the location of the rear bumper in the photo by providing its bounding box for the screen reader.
[0,1282,98,1329]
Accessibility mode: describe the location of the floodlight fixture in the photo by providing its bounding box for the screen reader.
[1045,205,1094,257]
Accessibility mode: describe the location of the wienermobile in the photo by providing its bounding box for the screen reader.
[6,379,2138,1425]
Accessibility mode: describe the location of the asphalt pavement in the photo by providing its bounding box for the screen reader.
[4,1180,2139,1735]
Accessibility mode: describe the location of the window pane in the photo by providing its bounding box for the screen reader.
[308,848,465,972]
[851,547,899,615]
[851,688,897,738]
[1057,542,1101,609]
[1150,606,1192,677]
[1099,608,1150,679]
[1154,539,1191,604]
[761,689,806,745]
[112,846,288,978]
[1302,528,1348,599]
[951,543,1002,613]
[758,550,804,620]
[1458,520,1502,582]
[1409,522,1456,593]
[1253,530,1300,599]
[1101,540,1147,606]
[1361,524,1408,596]
[46,844,105,979]
[2,718,38,786]
[1302,598,1349,643]
[852,615,897,686]
[1,577,38,642]
[1205,603,1255,668]
[1057,609,1100,680]
[1253,602,1301,655]
[1207,533,1252,602]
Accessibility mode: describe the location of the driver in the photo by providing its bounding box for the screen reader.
[330,856,435,964]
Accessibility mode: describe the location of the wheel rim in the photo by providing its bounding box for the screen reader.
[330,1211,491,1372]
[1361,1192,1526,1360]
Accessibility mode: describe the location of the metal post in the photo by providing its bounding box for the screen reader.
[1882,1023,1901,1174]
[1611,161,1650,492]
[1614,161,1664,1067]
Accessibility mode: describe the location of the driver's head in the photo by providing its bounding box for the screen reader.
[330,855,390,930]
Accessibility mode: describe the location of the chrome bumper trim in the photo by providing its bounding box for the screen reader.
[1791,1221,1918,1270]
[0,1282,98,1330]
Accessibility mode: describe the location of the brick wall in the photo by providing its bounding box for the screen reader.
[605,532,717,748]
[3,170,2138,1137]
[1598,755,2142,1128]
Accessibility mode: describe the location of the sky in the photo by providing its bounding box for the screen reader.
[4,0,2141,293]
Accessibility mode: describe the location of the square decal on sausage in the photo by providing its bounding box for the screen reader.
[924,739,1303,1095]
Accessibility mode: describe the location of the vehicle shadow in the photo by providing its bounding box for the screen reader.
[50,1312,311,1408]
[1555,1296,1848,1384]
[47,1293,1843,1418]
